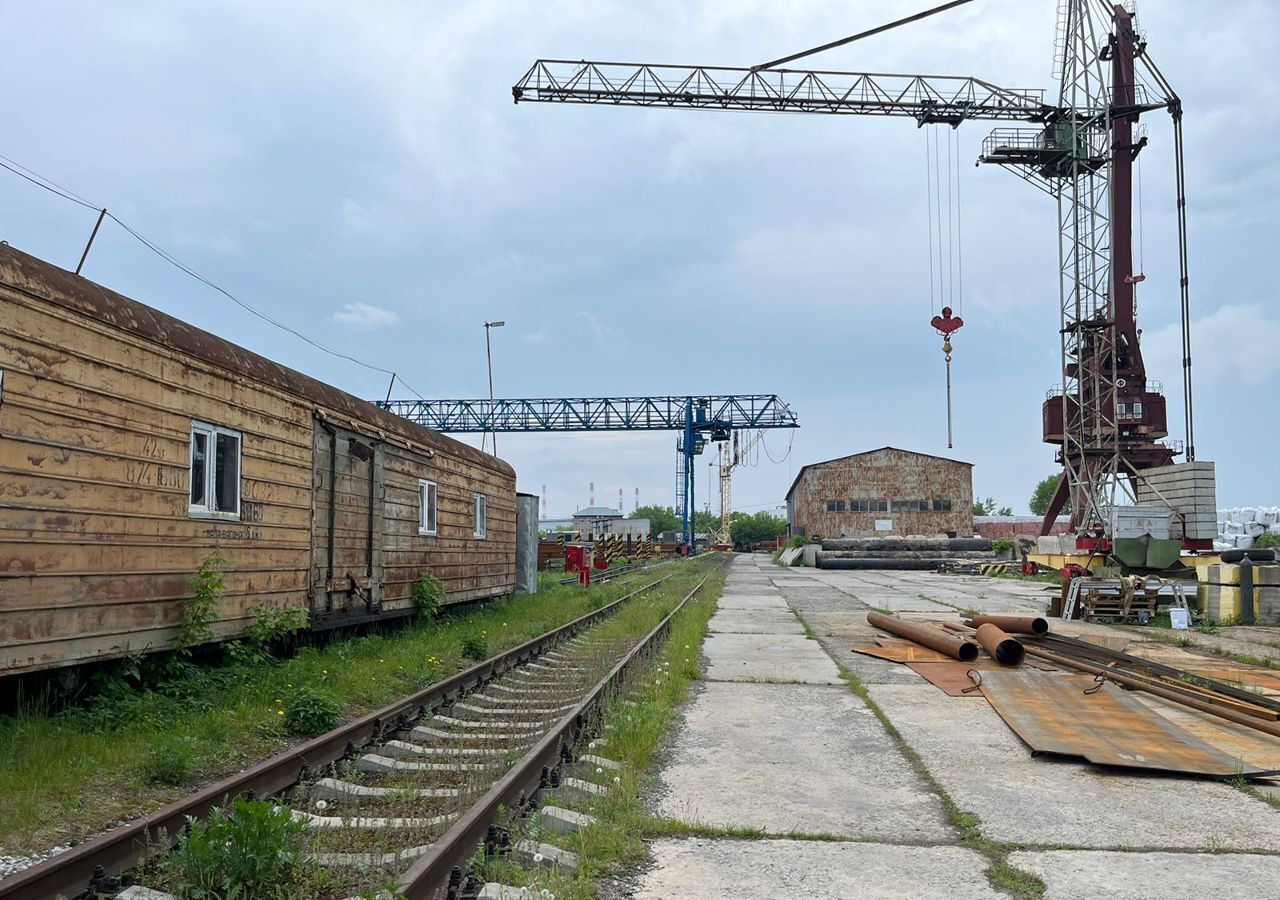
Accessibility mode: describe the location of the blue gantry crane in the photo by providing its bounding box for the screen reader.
[378,394,799,547]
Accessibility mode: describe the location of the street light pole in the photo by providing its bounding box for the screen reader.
[483,320,505,456]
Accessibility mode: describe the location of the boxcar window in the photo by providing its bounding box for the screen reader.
[189,422,241,518]
[474,493,487,539]
[419,480,438,535]
[190,431,208,507]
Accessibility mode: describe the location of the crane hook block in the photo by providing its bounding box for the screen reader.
[931,306,964,337]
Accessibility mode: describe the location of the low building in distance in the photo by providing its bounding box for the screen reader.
[572,506,651,541]
[786,447,973,538]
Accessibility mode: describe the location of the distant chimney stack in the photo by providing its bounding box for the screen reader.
[618,488,624,514]
[589,482,594,507]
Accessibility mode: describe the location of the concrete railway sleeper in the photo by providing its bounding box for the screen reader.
[0,558,720,900]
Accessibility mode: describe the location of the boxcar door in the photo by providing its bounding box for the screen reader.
[311,419,384,625]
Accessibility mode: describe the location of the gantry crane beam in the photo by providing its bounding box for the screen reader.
[378,395,795,433]
[377,395,798,547]
[513,60,1054,126]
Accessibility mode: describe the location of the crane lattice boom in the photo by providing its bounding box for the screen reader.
[514,60,1051,126]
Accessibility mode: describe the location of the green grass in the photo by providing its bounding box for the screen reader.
[0,566,700,855]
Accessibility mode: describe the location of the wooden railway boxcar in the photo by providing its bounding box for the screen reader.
[0,244,516,677]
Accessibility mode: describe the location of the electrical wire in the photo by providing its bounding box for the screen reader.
[0,151,429,401]
[761,428,794,465]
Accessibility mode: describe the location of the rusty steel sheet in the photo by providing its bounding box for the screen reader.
[977,670,1268,776]
[907,658,1060,697]
[854,641,954,663]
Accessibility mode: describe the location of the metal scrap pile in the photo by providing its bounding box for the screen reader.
[858,613,1280,780]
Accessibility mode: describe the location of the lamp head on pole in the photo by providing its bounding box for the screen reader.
[485,320,506,329]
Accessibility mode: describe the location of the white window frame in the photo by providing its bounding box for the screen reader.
[418,479,438,536]
[474,492,488,539]
[188,420,242,520]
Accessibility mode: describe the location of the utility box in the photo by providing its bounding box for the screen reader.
[1110,505,1173,540]
[515,492,539,595]
[565,544,594,586]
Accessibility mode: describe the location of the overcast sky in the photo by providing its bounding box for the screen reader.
[2,0,1276,519]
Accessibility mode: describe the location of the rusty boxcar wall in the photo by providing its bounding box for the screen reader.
[0,244,515,676]
[786,447,973,538]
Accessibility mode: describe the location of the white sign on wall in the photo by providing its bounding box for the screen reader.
[875,519,893,532]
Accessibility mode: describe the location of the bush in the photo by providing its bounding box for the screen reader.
[1256,531,1280,550]
[227,605,309,666]
[282,686,342,737]
[411,571,444,619]
[142,736,198,786]
[992,539,1014,558]
[460,635,490,662]
[161,797,307,899]
[179,555,226,653]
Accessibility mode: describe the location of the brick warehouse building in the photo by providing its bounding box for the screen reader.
[786,447,974,538]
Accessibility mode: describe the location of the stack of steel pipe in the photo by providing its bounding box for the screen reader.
[866,611,978,662]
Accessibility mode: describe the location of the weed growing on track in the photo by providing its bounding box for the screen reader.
[0,562,695,854]
[152,797,314,899]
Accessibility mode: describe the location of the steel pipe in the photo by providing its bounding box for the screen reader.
[965,615,1049,636]
[1024,644,1280,741]
[867,611,979,662]
[975,623,1025,666]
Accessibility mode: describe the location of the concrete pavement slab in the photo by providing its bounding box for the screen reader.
[656,682,950,840]
[633,839,1001,900]
[707,608,805,635]
[1008,849,1280,900]
[866,682,1280,850]
[702,633,843,684]
[717,594,790,610]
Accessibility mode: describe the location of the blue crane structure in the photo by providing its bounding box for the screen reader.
[377,395,799,547]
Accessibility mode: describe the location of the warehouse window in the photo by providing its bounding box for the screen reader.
[853,499,887,512]
[892,500,928,513]
[189,421,241,518]
[825,500,845,512]
[933,499,953,512]
[418,479,438,536]
[474,493,488,539]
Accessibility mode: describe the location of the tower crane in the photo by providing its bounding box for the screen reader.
[512,0,1200,550]
[713,430,773,547]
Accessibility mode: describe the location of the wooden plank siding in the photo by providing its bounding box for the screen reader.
[0,244,515,676]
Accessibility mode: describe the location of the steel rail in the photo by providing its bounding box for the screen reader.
[397,559,724,898]
[0,570,690,900]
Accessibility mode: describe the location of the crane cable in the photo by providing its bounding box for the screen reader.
[925,126,964,448]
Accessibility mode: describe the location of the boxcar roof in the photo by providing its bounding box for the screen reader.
[785,446,972,501]
[0,243,514,478]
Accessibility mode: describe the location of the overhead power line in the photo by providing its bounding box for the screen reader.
[0,152,427,401]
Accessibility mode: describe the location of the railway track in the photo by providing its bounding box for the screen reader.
[1,556,721,900]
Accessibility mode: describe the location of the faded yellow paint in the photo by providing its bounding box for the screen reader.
[0,244,515,675]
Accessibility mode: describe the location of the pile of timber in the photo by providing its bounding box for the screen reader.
[816,536,994,571]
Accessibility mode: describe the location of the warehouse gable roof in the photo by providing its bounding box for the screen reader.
[785,446,972,501]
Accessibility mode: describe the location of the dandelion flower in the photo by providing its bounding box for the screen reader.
[612,776,621,785]
[533,852,544,863]
[277,710,285,716]
[596,767,603,774]
[315,799,328,811]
